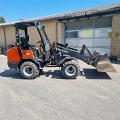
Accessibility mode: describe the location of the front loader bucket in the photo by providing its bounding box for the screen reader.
[89,50,116,72]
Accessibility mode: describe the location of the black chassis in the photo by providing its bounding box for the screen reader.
[49,42,78,67]
[9,21,109,73]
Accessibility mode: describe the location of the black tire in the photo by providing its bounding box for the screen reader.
[20,61,39,79]
[61,60,80,79]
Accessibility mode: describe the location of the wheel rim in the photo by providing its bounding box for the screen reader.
[65,65,76,77]
[23,66,34,77]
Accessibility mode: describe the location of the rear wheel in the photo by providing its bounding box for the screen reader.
[20,61,39,79]
[61,60,80,79]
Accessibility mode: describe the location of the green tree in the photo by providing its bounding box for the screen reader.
[0,17,5,23]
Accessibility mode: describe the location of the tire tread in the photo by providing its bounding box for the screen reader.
[20,61,39,79]
[61,60,80,79]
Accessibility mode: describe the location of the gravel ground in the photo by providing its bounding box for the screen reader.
[0,55,120,120]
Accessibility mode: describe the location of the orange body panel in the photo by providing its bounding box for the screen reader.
[21,50,34,59]
[7,46,20,62]
[7,46,34,62]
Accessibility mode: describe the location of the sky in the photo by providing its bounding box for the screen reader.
[0,0,120,22]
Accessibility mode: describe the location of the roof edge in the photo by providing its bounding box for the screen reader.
[0,2,120,27]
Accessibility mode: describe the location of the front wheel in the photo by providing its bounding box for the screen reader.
[20,61,39,79]
[61,60,80,79]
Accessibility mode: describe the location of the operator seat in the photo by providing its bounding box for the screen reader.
[20,36,30,49]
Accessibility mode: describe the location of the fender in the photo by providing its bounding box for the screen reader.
[17,58,42,70]
[57,55,76,66]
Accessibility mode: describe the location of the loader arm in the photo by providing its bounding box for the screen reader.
[52,42,116,72]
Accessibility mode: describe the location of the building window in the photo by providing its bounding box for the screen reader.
[65,31,79,38]
[94,28,111,38]
[79,21,93,29]
[94,19,112,28]
[78,29,93,38]
[65,22,79,30]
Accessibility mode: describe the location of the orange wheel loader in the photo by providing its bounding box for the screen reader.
[7,21,116,79]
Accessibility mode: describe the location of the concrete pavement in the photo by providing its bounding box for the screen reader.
[0,55,120,120]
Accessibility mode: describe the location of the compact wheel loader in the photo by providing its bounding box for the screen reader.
[7,21,116,79]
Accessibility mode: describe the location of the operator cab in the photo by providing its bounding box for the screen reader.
[15,21,50,61]
[15,22,35,49]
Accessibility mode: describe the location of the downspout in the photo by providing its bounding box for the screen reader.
[3,27,7,48]
[56,21,58,42]
[61,22,65,44]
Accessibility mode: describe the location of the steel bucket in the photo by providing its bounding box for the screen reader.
[89,50,116,72]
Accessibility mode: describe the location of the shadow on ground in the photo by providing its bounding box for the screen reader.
[0,69,111,80]
[40,70,66,79]
[0,69,65,80]
[110,60,120,65]
[0,69,23,79]
[82,68,111,80]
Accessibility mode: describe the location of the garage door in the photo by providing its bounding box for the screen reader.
[64,18,112,56]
